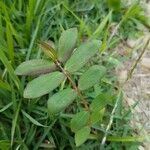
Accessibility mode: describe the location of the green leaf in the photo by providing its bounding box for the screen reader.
[75,126,91,147]
[47,88,77,115]
[6,23,14,63]
[107,57,121,66]
[0,102,12,113]
[90,93,111,112]
[15,59,57,76]
[100,26,109,52]
[78,65,106,91]
[90,108,105,125]
[122,4,143,23]
[0,79,11,91]
[65,40,101,73]
[107,136,144,142]
[107,0,121,11]
[21,110,47,127]
[38,41,57,61]
[93,11,112,38]
[24,71,65,98]
[58,28,78,62]
[0,47,20,89]
[71,111,90,132]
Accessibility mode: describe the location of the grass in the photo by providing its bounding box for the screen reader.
[0,0,150,149]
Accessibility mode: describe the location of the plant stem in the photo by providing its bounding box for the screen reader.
[55,61,89,110]
[126,38,150,82]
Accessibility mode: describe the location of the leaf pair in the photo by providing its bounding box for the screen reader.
[15,39,101,76]
[70,93,111,146]
[71,93,108,128]
[70,111,91,146]
[65,40,100,73]
[15,28,102,121]
[15,28,78,76]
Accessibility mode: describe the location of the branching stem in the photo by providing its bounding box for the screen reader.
[126,38,150,82]
[55,61,89,110]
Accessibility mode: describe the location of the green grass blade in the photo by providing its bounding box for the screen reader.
[0,47,21,90]
[0,80,11,91]
[25,15,41,60]
[33,120,56,150]
[107,136,144,142]
[6,22,14,64]
[21,110,48,127]
[92,11,112,38]
[26,0,35,38]
[11,99,22,147]
[0,102,13,113]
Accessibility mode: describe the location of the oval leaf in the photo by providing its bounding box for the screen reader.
[58,28,78,62]
[90,108,105,125]
[75,126,91,147]
[47,88,77,115]
[71,111,90,132]
[15,59,57,76]
[65,40,101,73]
[78,65,106,90]
[90,93,112,112]
[24,71,65,98]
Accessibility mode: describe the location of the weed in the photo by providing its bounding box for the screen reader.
[0,0,149,149]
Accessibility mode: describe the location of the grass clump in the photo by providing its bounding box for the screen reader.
[0,0,149,149]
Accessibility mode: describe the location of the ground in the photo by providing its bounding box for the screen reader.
[117,6,150,147]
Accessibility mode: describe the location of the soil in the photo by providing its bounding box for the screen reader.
[117,2,150,149]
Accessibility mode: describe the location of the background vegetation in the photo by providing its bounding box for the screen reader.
[0,0,149,149]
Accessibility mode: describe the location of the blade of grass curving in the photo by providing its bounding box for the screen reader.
[0,46,21,90]
[92,11,112,38]
[100,25,110,52]
[6,21,14,64]
[34,0,43,15]
[0,80,11,91]
[21,110,48,127]
[0,102,13,113]
[25,0,48,61]
[25,17,41,61]
[9,22,24,48]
